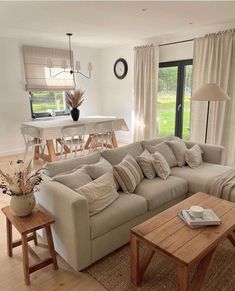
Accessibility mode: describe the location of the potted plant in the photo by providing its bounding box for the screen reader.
[0,160,42,217]
[66,89,85,121]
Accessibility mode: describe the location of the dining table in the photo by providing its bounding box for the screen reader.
[21,115,129,162]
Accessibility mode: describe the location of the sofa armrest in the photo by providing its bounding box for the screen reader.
[184,141,225,165]
[35,180,91,271]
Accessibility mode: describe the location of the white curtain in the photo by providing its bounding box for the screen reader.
[190,30,235,165]
[133,45,158,141]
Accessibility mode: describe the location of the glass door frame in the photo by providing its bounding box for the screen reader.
[159,59,192,138]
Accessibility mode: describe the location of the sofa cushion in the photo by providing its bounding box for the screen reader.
[136,150,156,179]
[166,138,187,167]
[90,193,147,239]
[83,158,112,179]
[185,144,203,168]
[76,172,119,216]
[134,176,188,211]
[171,162,232,194]
[152,151,171,180]
[141,136,173,149]
[43,152,101,177]
[145,142,178,168]
[101,142,143,165]
[113,154,144,193]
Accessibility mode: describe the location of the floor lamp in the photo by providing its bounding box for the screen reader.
[191,83,230,143]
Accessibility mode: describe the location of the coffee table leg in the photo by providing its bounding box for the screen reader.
[21,234,30,285]
[6,218,13,257]
[130,233,140,285]
[178,265,190,291]
[227,233,235,246]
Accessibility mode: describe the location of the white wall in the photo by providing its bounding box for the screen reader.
[0,37,101,156]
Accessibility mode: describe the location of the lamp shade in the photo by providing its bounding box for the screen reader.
[191,83,230,101]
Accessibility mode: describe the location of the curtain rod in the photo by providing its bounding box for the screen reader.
[159,38,194,47]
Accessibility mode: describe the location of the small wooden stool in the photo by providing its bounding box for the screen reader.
[2,205,58,285]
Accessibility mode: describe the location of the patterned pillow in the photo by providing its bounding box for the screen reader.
[145,142,177,168]
[166,138,187,167]
[185,144,203,168]
[136,150,156,179]
[152,151,171,180]
[113,154,144,193]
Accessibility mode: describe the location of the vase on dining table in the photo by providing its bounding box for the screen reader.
[70,107,80,121]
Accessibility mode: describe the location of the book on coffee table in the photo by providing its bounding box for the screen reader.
[178,209,221,228]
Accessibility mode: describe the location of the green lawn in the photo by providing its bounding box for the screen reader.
[157,96,190,140]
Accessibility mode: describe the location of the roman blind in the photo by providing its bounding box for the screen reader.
[23,46,75,91]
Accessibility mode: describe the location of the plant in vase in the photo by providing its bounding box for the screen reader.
[66,89,85,121]
[0,160,42,217]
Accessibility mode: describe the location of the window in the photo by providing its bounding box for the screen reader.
[30,91,70,118]
[157,60,192,140]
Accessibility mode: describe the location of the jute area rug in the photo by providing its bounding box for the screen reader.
[86,239,235,291]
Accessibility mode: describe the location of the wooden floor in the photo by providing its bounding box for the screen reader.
[0,153,106,291]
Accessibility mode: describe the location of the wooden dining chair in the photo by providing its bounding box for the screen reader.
[60,125,86,159]
[90,121,114,151]
[21,126,45,167]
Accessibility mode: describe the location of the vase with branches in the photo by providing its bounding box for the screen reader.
[66,89,85,121]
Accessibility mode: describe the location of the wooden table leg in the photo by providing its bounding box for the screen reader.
[111,132,118,147]
[21,234,30,285]
[33,231,38,246]
[34,145,40,160]
[46,140,57,162]
[177,265,190,291]
[227,232,235,246]
[45,226,58,270]
[6,218,13,257]
[130,233,140,285]
[84,134,92,150]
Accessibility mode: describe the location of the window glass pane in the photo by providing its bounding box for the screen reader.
[157,66,178,137]
[182,65,192,140]
[31,91,67,115]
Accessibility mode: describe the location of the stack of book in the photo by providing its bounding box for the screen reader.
[178,209,221,228]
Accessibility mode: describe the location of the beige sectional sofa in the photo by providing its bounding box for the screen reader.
[36,137,234,272]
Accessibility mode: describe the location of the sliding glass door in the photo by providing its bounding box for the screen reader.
[157,60,192,140]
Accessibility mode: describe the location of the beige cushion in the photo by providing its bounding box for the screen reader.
[141,136,174,149]
[90,193,147,239]
[152,151,171,180]
[185,144,203,168]
[113,154,144,193]
[134,176,188,211]
[76,172,119,216]
[44,152,101,177]
[166,138,187,167]
[171,162,232,194]
[83,158,112,179]
[53,168,92,190]
[101,142,143,165]
[136,150,156,180]
[145,142,177,168]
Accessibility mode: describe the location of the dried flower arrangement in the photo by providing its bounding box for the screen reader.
[66,89,85,109]
[0,160,42,196]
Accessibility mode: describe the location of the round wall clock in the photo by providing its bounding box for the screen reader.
[114,58,128,79]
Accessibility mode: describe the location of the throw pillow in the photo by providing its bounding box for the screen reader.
[76,172,119,216]
[145,142,177,168]
[152,151,171,180]
[53,168,92,190]
[166,138,187,167]
[83,158,113,179]
[185,144,203,168]
[113,154,144,193]
[136,150,156,179]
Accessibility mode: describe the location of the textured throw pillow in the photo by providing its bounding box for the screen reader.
[83,158,112,179]
[136,150,156,179]
[166,138,187,167]
[76,172,119,216]
[145,142,177,168]
[152,151,171,180]
[185,144,203,168]
[113,154,144,193]
[53,168,92,190]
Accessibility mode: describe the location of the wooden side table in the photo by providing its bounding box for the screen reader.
[2,205,58,285]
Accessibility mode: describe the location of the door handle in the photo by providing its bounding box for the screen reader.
[177,104,182,111]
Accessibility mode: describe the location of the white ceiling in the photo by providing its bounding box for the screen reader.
[0,1,234,48]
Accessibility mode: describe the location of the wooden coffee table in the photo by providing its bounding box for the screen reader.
[130,192,235,291]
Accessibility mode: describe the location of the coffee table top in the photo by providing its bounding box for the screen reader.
[131,192,235,266]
